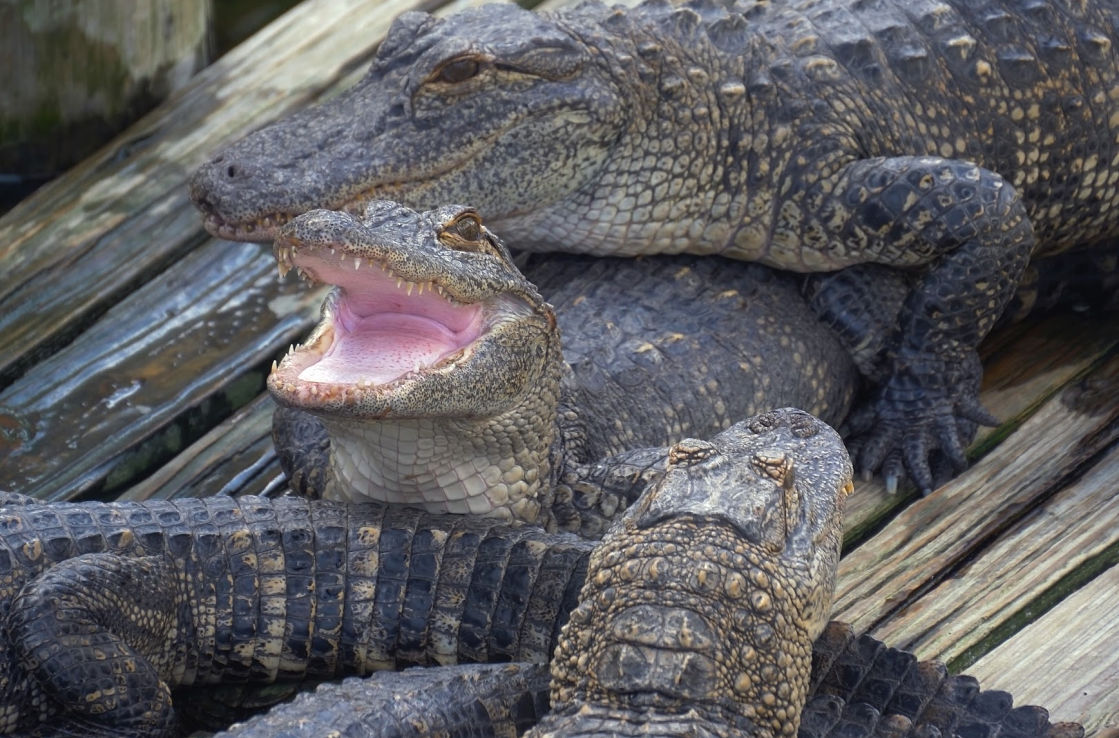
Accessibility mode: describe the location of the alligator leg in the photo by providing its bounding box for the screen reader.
[797,155,1033,493]
[7,553,183,737]
[271,405,329,499]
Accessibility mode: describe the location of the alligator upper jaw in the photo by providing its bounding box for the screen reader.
[268,227,529,416]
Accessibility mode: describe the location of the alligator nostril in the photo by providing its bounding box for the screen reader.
[212,154,225,164]
[226,164,238,178]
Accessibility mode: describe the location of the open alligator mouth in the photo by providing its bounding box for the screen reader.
[278,246,484,386]
[266,208,541,414]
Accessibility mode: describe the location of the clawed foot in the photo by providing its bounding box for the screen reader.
[843,353,998,495]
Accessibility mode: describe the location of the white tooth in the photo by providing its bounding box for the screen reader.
[416,283,424,295]
[396,279,404,290]
[406,283,414,296]
[271,359,278,372]
[330,248,336,255]
[354,258,361,270]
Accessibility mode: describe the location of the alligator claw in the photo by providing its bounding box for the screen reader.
[844,351,996,495]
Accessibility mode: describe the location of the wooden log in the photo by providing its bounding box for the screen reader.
[0,0,212,181]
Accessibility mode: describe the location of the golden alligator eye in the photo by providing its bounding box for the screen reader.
[451,213,483,241]
[434,57,481,84]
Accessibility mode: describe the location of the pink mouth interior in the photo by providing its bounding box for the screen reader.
[294,253,484,385]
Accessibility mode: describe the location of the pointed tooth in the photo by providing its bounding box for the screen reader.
[354,258,361,270]
[277,262,290,279]
[406,283,414,296]
[416,283,424,295]
[271,359,278,372]
[396,279,404,290]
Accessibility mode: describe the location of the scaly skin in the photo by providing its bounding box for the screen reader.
[214,410,1080,738]
[190,0,1119,493]
[528,408,851,738]
[0,492,591,736]
[268,201,857,533]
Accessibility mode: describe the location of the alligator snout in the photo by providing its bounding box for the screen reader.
[189,151,252,209]
[189,151,287,241]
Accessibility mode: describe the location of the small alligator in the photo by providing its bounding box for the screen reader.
[267,200,858,532]
[190,0,1119,493]
[214,409,1078,738]
[0,411,1079,737]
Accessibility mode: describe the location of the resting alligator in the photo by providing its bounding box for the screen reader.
[266,200,858,532]
[190,0,1119,494]
[0,411,1080,737]
[220,410,1077,738]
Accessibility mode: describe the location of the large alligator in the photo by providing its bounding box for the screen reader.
[214,409,1078,738]
[0,411,1080,737]
[267,200,858,532]
[190,0,1119,494]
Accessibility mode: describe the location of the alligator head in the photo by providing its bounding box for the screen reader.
[268,200,562,523]
[535,408,853,737]
[190,3,631,245]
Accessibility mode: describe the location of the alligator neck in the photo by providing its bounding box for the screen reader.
[320,409,558,525]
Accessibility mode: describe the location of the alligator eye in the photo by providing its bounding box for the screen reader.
[450,213,483,241]
[440,211,490,252]
[434,57,481,84]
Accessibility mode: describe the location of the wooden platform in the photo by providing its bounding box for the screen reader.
[0,0,1115,735]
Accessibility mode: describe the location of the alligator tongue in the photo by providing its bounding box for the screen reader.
[299,312,469,384]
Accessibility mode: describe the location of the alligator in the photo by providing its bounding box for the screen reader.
[0,489,591,736]
[214,409,1079,738]
[211,623,1085,738]
[0,410,1079,737]
[266,200,859,533]
[190,0,1119,494]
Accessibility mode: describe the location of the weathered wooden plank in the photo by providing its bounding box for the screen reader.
[966,560,1119,737]
[832,346,1119,633]
[867,443,1119,664]
[0,0,441,385]
[0,240,322,501]
[115,394,284,502]
[1,0,212,179]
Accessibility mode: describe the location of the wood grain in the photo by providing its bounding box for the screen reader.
[833,350,1119,633]
[967,558,1119,737]
[0,241,323,500]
